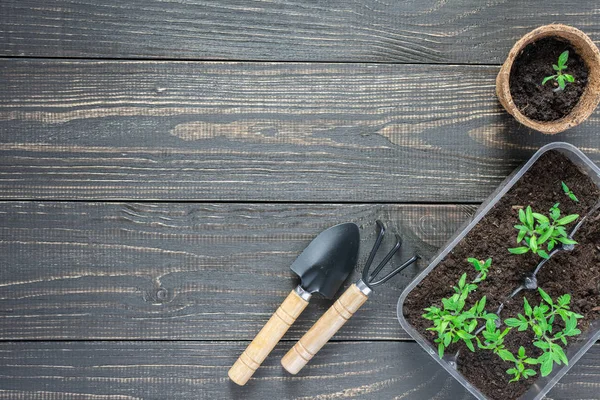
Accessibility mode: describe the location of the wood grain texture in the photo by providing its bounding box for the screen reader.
[0,201,475,340]
[2,60,599,202]
[281,283,370,375]
[0,1,599,63]
[0,341,598,399]
[229,289,309,385]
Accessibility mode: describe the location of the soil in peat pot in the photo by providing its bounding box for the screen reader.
[403,150,600,400]
[510,37,589,122]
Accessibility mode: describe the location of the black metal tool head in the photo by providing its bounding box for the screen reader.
[361,220,420,290]
[290,222,360,299]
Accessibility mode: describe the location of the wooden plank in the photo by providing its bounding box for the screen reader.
[0,201,476,340]
[0,1,599,63]
[1,60,599,202]
[0,341,598,399]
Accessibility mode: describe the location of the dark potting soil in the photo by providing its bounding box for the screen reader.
[509,37,589,122]
[403,150,600,400]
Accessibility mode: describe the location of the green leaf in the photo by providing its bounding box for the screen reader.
[483,313,498,321]
[465,338,475,352]
[561,181,569,193]
[558,50,569,68]
[538,250,550,259]
[508,320,526,331]
[518,314,527,323]
[443,332,452,347]
[538,226,553,244]
[524,369,537,378]
[518,208,526,224]
[569,328,581,336]
[548,240,555,251]
[557,294,571,307]
[468,319,477,333]
[498,349,516,362]
[457,330,474,340]
[561,336,568,345]
[556,214,579,225]
[525,358,538,365]
[518,346,526,358]
[550,350,563,365]
[526,206,534,228]
[553,64,560,71]
[554,346,568,365]
[540,358,553,377]
[538,352,552,364]
[438,342,444,359]
[542,75,556,85]
[530,235,538,253]
[564,74,575,83]
[458,273,466,289]
[539,288,553,305]
[569,193,579,202]
[532,213,549,223]
[477,296,487,313]
[570,326,581,335]
[440,320,449,333]
[509,246,530,255]
[565,315,577,333]
[517,229,527,243]
[506,368,518,375]
[524,298,532,316]
[557,75,566,90]
[533,341,550,350]
[557,237,577,245]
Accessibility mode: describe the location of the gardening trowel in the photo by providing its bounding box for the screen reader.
[228,222,360,385]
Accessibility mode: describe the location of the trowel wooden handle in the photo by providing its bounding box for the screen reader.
[228,288,309,385]
[281,283,369,374]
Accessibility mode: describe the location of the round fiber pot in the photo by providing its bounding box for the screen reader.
[496,24,600,134]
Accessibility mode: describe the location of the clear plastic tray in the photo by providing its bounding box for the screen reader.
[397,142,600,400]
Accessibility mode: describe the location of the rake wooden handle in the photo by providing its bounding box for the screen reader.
[228,288,309,386]
[281,283,369,374]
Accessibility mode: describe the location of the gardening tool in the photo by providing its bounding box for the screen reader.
[228,222,360,386]
[281,220,419,374]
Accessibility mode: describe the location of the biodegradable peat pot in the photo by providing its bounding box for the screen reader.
[497,25,600,134]
[398,143,600,400]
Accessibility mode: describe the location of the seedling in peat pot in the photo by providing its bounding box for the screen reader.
[422,260,498,358]
[542,50,575,91]
[508,204,578,259]
[561,181,579,202]
[505,289,583,377]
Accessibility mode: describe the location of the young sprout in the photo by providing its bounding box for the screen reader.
[504,289,583,377]
[561,181,579,203]
[423,259,497,358]
[507,346,538,382]
[508,204,578,259]
[467,258,491,283]
[542,51,575,91]
[423,260,584,382]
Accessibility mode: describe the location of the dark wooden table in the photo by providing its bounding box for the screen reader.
[1,1,599,399]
